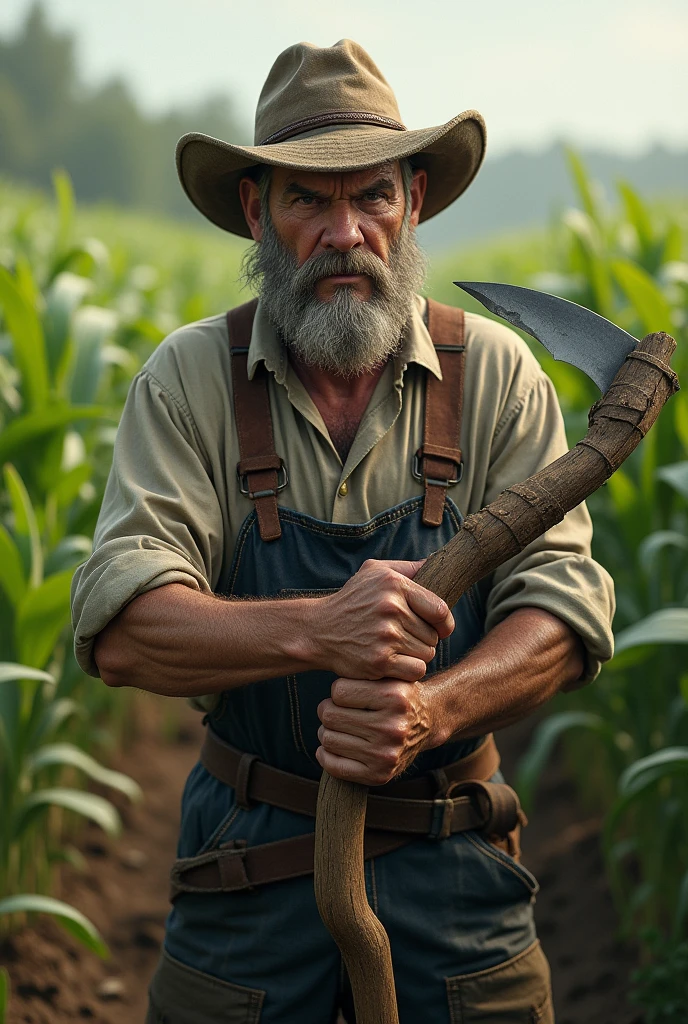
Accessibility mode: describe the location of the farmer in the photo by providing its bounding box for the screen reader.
[71,39,614,1023]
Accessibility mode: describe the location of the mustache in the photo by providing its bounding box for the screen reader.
[288,248,395,300]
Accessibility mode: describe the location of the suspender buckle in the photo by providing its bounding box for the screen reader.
[237,459,289,498]
[412,450,464,487]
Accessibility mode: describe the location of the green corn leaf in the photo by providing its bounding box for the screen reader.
[657,461,688,500]
[515,711,609,812]
[619,747,688,795]
[35,697,82,742]
[0,523,26,606]
[681,675,688,707]
[0,265,49,412]
[53,170,76,255]
[43,272,92,383]
[663,221,683,263]
[0,966,9,1024]
[50,237,110,282]
[27,743,143,802]
[565,149,602,227]
[673,868,688,941]
[638,530,688,574]
[615,609,688,654]
[562,209,614,318]
[0,663,55,686]
[675,394,688,455]
[618,181,654,253]
[604,748,688,851]
[14,255,41,309]
[0,404,106,465]
[14,787,122,839]
[0,665,56,764]
[4,464,42,589]
[0,894,108,958]
[70,306,117,405]
[611,259,676,335]
[44,535,92,576]
[15,569,74,669]
[51,463,92,509]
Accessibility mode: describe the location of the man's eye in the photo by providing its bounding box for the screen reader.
[363,192,384,202]
[296,195,317,206]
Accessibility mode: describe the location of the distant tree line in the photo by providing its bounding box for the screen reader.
[0,2,246,218]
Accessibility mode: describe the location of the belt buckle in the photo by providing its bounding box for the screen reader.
[428,796,454,841]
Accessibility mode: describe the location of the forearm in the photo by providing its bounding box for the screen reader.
[94,559,453,699]
[426,607,585,746]
[94,583,319,696]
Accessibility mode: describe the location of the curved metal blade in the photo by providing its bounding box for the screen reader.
[455,281,638,394]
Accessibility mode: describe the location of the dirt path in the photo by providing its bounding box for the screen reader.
[1,697,641,1023]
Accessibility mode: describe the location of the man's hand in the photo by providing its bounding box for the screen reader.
[313,559,455,683]
[316,676,434,785]
[316,608,587,786]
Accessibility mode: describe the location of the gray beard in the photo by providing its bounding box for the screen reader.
[241,214,427,378]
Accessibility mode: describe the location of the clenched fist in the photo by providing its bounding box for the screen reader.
[316,675,435,785]
[313,558,455,683]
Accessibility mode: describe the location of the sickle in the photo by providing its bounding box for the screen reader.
[314,284,679,1023]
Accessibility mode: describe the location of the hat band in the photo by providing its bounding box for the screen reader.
[260,110,406,146]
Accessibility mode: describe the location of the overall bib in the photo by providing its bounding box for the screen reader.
[146,301,553,1024]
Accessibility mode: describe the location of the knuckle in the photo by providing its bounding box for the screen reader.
[378,623,399,643]
[377,595,400,617]
[321,728,336,747]
[384,721,407,744]
[372,649,392,674]
[330,679,346,703]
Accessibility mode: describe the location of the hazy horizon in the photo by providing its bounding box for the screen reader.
[1,0,686,159]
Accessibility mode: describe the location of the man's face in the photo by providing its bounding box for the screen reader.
[241,162,427,301]
[238,161,428,377]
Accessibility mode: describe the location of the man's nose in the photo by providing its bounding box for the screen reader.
[320,200,364,251]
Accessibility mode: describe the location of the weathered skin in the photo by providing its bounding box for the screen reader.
[96,163,584,789]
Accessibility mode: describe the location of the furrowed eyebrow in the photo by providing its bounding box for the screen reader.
[281,176,398,200]
[355,176,396,195]
[282,182,328,199]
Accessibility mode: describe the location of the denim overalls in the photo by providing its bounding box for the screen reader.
[146,301,549,1024]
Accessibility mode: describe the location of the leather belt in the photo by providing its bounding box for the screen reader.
[170,729,525,900]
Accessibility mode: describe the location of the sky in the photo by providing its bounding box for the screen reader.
[1,0,687,157]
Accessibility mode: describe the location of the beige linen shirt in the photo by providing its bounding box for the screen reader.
[71,296,615,693]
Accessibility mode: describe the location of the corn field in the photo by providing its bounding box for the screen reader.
[0,156,686,1019]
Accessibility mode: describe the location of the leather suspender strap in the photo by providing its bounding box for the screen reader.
[227,300,285,542]
[417,299,466,527]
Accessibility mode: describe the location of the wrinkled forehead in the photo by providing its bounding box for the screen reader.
[270,161,402,195]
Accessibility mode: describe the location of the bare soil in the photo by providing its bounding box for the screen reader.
[1,696,642,1023]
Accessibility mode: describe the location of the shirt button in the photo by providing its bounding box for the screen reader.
[338,481,349,497]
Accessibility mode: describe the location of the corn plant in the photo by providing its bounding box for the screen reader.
[0,176,145,956]
[516,153,688,959]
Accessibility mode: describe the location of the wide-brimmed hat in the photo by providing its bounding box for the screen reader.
[176,39,486,238]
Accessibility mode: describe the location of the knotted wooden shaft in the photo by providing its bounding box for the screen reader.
[314,332,678,1023]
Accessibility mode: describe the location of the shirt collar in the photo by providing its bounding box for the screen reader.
[247,294,442,384]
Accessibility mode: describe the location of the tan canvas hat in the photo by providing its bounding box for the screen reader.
[176,39,486,238]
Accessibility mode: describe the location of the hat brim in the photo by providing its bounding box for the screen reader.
[176,110,486,238]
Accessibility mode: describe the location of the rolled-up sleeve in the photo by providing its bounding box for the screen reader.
[71,368,223,677]
[481,369,615,686]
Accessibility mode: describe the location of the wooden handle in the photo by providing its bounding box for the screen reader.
[315,775,399,1024]
[313,333,678,1023]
